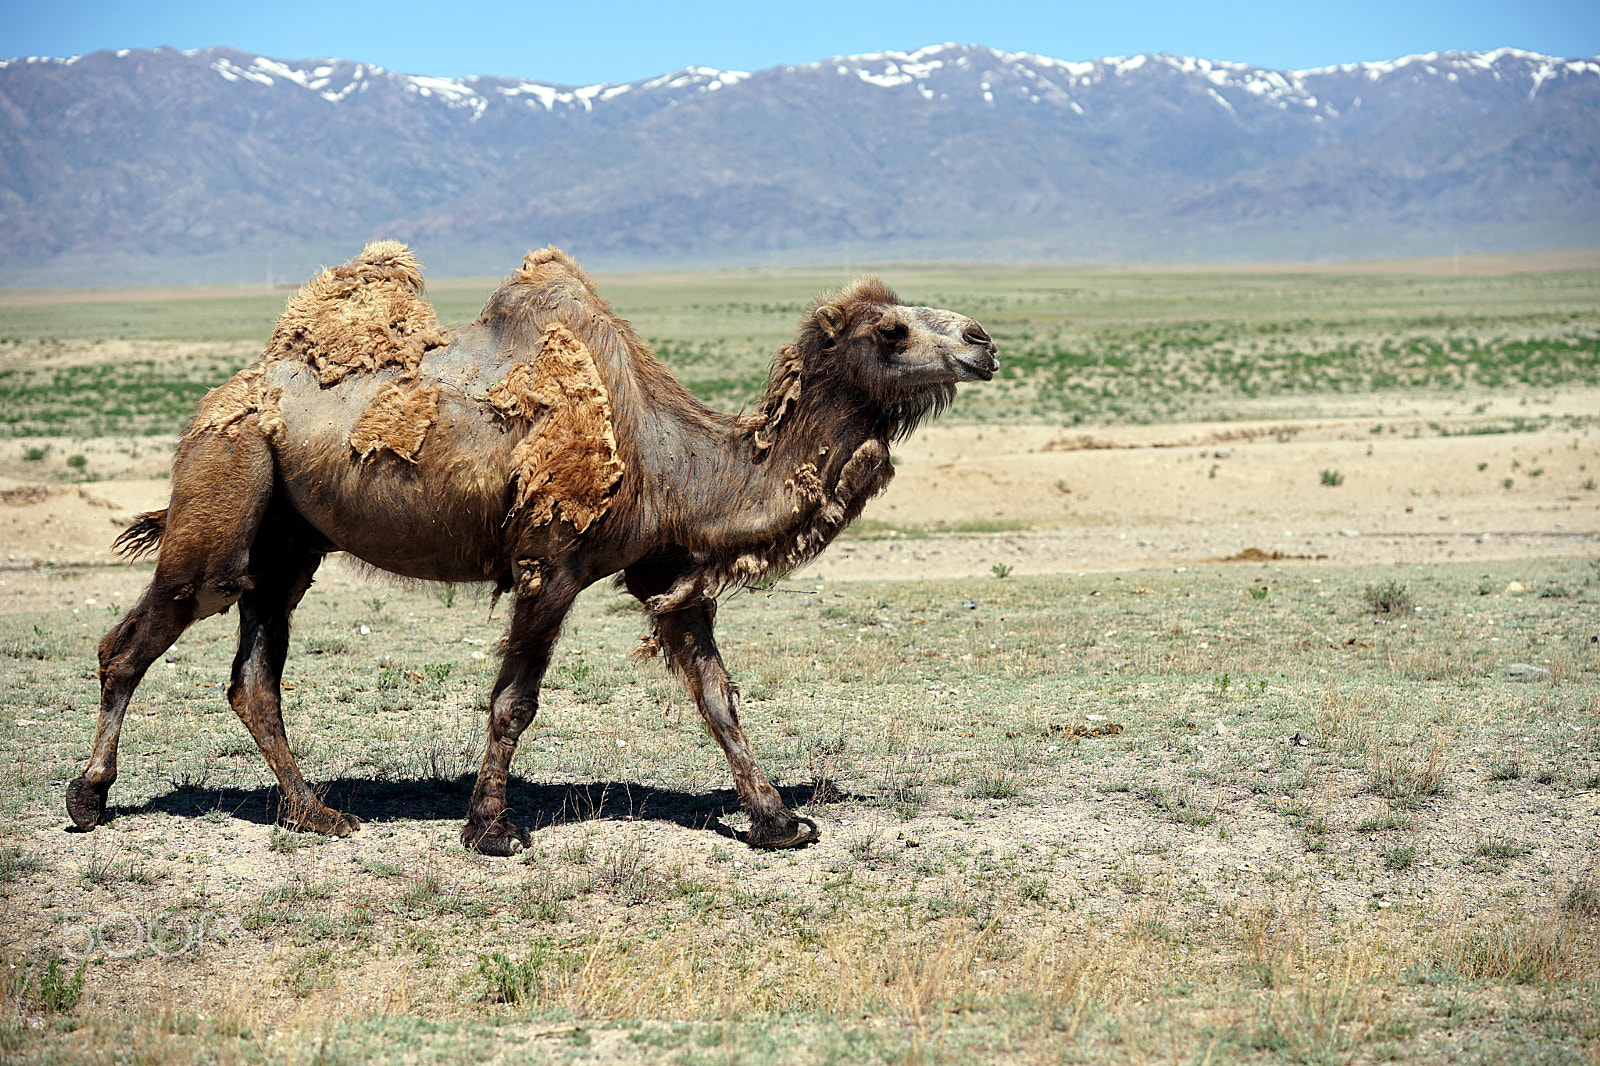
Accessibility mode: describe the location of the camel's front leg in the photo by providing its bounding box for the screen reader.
[462,568,578,856]
[653,600,819,849]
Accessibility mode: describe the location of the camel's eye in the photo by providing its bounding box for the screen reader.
[877,320,908,345]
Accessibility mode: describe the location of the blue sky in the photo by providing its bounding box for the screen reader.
[3,0,1595,85]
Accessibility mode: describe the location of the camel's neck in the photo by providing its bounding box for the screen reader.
[609,366,889,566]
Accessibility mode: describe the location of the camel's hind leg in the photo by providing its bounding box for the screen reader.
[227,512,350,836]
[67,430,274,830]
[66,584,200,829]
[461,565,581,856]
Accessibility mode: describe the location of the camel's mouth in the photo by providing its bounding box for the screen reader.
[952,347,999,382]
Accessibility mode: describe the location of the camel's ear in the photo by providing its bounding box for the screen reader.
[816,304,845,338]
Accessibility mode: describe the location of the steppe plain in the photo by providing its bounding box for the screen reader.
[1,251,1597,1064]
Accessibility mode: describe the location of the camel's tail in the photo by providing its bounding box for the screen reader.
[112,509,167,560]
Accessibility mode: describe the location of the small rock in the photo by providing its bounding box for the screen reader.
[1505,663,1551,682]
[1504,581,1526,593]
[1290,732,1311,747]
[961,600,977,610]
[1211,720,1230,736]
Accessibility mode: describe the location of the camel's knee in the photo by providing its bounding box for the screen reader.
[189,575,250,621]
[487,694,540,740]
[96,587,201,680]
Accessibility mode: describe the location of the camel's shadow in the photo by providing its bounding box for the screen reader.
[100,775,850,846]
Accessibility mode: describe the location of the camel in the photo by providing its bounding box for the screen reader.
[66,242,998,855]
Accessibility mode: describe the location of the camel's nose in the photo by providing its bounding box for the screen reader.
[961,323,993,351]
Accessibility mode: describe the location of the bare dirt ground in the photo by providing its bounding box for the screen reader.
[2,390,1597,1061]
[5,393,1596,608]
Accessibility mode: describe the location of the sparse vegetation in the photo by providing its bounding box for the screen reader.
[0,267,1596,1064]
[29,957,85,1014]
[2,549,1594,1064]
[1363,578,1413,616]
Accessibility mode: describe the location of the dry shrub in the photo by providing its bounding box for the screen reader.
[1231,902,1395,1062]
[1367,738,1449,804]
[470,914,1144,1028]
[1313,686,1380,752]
[1441,906,1600,984]
[1363,579,1413,616]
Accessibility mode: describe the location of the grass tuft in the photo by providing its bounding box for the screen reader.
[1363,579,1413,616]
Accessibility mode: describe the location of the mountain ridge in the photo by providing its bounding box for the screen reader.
[2,44,1596,285]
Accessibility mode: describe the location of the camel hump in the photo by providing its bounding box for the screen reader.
[341,239,427,293]
[518,245,596,293]
[264,240,445,385]
[475,245,612,338]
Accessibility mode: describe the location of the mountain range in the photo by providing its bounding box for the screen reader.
[1,44,1597,285]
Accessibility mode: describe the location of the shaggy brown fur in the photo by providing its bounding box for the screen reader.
[348,381,440,463]
[182,365,285,442]
[68,241,997,856]
[264,240,446,385]
[487,323,624,532]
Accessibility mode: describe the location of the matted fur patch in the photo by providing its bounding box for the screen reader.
[264,240,446,386]
[751,343,804,453]
[184,366,285,442]
[348,382,440,463]
[487,323,624,533]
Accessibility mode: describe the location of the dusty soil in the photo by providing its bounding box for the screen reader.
[2,407,1597,1060]
[4,396,1597,609]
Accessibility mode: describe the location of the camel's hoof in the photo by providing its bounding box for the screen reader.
[281,808,362,838]
[66,777,109,831]
[747,812,820,850]
[461,819,531,857]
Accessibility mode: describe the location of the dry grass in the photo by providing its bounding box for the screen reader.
[1,553,1596,1064]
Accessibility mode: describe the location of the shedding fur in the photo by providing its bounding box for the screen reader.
[183,366,285,443]
[515,558,542,597]
[264,240,447,385]
[70,239,996,860]
[348,382,440,463]
[488,323,624,533]
[645,438,894,615]
[784,461,825,510]
[750,344,804,455]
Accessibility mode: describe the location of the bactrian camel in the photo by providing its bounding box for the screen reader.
[67,243,998,854]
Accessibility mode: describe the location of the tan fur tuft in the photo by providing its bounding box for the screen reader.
[183,366,285,443]
[348,382,440,464]
[264,241,446,385]
[488,323,625,533]
[517,246,597,294]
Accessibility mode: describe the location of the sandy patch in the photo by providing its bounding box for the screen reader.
[3,404,1596,613]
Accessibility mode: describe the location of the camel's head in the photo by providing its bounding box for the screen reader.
[788,278,997,438]
[812,277,998,388]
